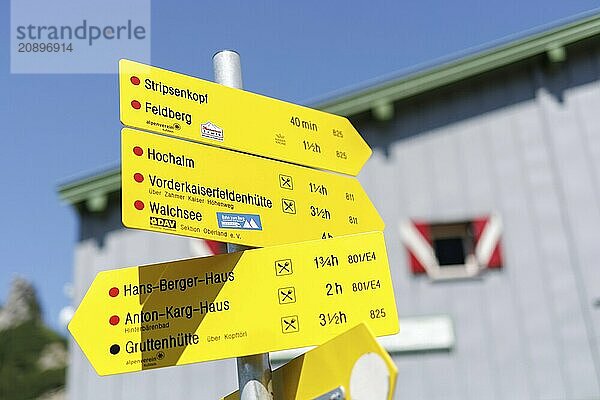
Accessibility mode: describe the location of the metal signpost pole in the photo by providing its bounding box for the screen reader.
[212,50,273,400]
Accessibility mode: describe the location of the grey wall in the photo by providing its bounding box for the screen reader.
[68,41,600,399]
[356,41,600,399]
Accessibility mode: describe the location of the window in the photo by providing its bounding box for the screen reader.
[431,222,472,266]
[400,215,503,280]
[435,237,466,266]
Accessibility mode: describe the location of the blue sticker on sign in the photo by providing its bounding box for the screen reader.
[216,212,263,230]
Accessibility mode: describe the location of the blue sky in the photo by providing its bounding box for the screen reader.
[2,0,600,332]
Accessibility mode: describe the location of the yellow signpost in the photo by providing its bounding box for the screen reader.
[223,323,398,400]
[119,59,371,176]
[68,232,398,376]
[68,57,401,392]
[121,127,384,247]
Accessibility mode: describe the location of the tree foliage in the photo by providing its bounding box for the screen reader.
[0,320,66,400]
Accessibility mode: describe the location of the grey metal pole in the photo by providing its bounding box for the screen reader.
[212,50,273,400]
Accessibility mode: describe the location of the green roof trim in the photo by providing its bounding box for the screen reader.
[57,12,600,206]
[57,169,120,208]
[316,12,600,116]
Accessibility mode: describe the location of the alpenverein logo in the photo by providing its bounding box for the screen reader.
[201,121,224,142]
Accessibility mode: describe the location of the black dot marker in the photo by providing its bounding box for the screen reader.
[110,344,120,355]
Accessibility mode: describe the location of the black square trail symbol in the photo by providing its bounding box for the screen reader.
[279,174,294,190]
[281,315,299,333]
[278,287,296,304]
[275,259,293,276]
[282,199,296,214]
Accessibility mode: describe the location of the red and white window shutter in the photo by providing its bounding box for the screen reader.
[471,216,502,269]
[400,214,503,280]
[189,239,226,257]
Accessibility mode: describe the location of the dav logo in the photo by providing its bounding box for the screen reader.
[201,121,224,142]
[150,216,176,230]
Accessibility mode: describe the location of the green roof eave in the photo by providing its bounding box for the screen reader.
[57,168,121,207]
[316,12,600,116]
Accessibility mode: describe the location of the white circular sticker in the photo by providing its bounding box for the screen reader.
[349,353,390,400]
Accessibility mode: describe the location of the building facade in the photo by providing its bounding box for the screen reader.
[59,14,600,399]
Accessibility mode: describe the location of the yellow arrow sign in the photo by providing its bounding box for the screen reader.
[119,59,371,176]
[121,128,384,247]
[68,232,398,376]
[223,323,398,400]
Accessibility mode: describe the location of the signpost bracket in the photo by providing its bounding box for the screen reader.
[312,386,345,400]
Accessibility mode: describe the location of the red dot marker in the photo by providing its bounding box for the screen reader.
[109,315,120,326]
[130,76,140,85]
[134,200,144,210]
[134,173,144,183]
[133,146,143,156]
[108,287,119,297]
[131,100,141,109]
